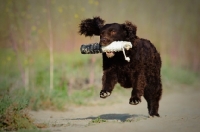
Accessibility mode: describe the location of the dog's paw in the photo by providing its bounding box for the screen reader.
[100,90,111,98]
[148,113,160,118]
[149,111,160,117]
[129,95,141,105]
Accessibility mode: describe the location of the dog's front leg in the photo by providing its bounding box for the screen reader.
[100,70,117,98]
[129,70,146,105]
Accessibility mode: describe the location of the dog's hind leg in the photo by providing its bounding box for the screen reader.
[144,81,162,117]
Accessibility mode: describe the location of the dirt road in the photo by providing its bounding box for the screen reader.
[31,88,200,132]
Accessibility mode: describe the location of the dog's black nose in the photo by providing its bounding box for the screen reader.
[100,38,109,45]
[100,38,107,43]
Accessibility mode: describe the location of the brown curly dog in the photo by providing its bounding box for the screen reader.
[79,17,162,117]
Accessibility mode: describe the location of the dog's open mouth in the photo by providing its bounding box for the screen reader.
[106,51,115,58]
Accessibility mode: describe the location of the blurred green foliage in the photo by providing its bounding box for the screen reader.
[0,0,199,70]
[0,49,199,110]
[0,49,102,109]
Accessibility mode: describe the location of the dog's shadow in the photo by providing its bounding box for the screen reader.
[65,113,148,122]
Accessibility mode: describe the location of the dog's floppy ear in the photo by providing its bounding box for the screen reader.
[79,16,105,37]
[122,21,137,40]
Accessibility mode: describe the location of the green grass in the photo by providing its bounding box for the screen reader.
[0,49,102,131]
[0,49,102,109]
[69,87,97,105]
[89,117,107,124]
[162,64,200,87]
[0,94,36,131]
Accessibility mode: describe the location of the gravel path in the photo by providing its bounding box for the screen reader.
[31,88,200,132]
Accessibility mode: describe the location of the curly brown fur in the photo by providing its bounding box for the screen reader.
[79,16,105,36]
[79,17,162,117]
[122,21,137,41]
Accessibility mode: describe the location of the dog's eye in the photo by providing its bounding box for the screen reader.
[111,30,116,35]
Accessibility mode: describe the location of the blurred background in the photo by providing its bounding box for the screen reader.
[0,0,200,116]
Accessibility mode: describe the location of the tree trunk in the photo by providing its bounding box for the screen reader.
[46,0,54,93]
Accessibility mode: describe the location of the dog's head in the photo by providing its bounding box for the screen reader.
[79,17,137,46]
